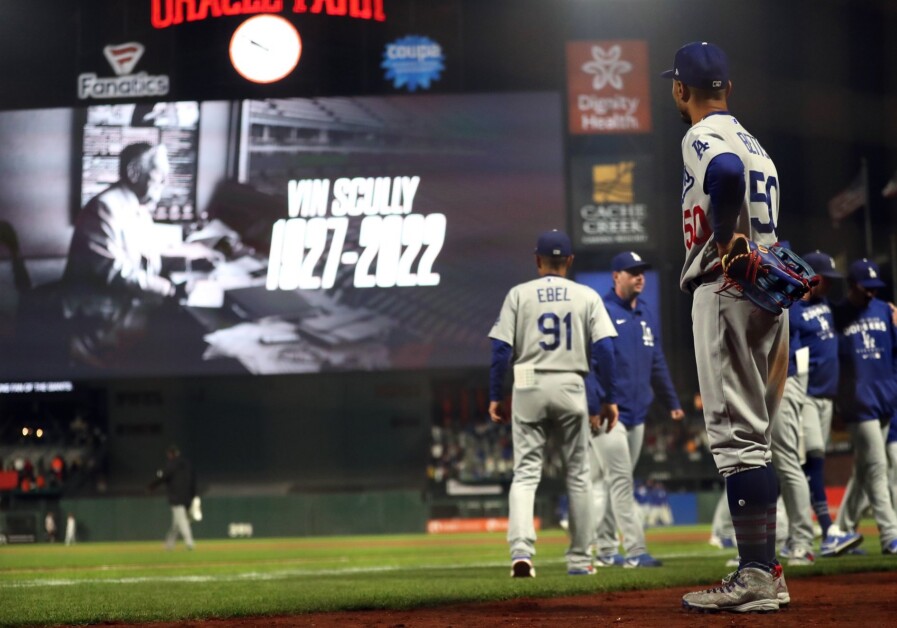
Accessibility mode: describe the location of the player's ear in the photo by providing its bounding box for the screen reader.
[725,81,733,99]
[673,81,689,101]
[565,255,574,270]
[535,254,543,271]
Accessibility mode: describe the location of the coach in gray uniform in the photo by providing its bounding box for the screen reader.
[489,230,619,577]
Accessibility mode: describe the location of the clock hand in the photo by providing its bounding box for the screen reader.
[249,39,269,52]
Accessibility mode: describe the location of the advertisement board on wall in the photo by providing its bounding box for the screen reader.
[569,155,654,250]
[566,40,652,135]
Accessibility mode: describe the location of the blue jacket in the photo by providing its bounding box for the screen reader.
[789,298,839,397]
[599,290,681,427]
[833,297,897,422]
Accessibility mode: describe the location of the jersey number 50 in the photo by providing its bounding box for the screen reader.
[683,205,710,250]
[538,312,572,350]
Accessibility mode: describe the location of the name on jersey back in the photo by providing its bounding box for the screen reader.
[537,287,571,303]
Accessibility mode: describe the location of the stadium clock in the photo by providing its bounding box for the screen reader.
[229,14,302,84]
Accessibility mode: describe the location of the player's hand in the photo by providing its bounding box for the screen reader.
[716,231,747,261]
[489,400,508,424]
[889,302,897,326]
[589,415,601,433]
[600,403,619,432]
[670,408,685,421]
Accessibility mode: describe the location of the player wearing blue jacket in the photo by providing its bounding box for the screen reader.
[589,251,682,568]
[791,252,863,557]
[831,259,897,554]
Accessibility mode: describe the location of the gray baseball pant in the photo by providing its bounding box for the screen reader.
[692,284,789,476]
[166,505,195,550]
[834,419,897,548]
[507,372,593,571]
[770,373,815,553]
[590,422,647,558]
[802,396,833,454]
[836,431,897,533]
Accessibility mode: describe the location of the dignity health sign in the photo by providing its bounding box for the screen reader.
[566,40,651,135]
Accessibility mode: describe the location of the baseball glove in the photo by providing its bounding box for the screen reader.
[720,236,819,315]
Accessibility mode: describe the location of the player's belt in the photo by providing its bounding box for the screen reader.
[533,369,588,376]
[685,268,723,294]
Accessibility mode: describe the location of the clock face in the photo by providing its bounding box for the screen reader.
[229,14,302,84]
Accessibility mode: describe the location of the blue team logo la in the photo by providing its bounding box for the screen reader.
[640,321,654,347]
[382,36,445,91]
[691,140,710,160]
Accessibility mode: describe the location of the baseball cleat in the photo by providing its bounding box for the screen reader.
[778,541,792,559]
[682,567,780,613]
[786,547,815,567]
[567,565,595,575]
[723,564,790,606]
[773,563,790,606]
[882,538,897,555]
[820,531,864,557]
[709,534,736,549]
[510,556,535,578]
[624,553,663,568]
[594,553,625,567]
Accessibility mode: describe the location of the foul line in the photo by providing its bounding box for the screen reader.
[0,550,725,589]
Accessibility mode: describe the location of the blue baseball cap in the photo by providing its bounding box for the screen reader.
[612,251,650,273]
[802,251,842,279]
[848,258,886,289]
[535,230,572,257]
[660,41,729,89]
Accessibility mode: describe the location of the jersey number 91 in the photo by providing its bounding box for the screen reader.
[539,312,572,350]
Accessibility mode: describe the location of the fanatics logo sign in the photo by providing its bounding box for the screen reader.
[78,42,170,100]
[103,43,145,76]
[566,40,652,135]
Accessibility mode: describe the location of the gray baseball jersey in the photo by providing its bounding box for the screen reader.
[490,273,616,572]
[679,113,789,475]
[679,113,780,291]
[489,275,617,374]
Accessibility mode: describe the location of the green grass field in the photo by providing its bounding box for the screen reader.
[1,523,895,626]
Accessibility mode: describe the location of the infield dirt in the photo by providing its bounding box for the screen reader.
[91,569,897,627]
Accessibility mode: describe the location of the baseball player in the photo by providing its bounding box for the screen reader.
[769,299,815,565]
[789,251,864,556]
[489,229,619,577]
[148,445,197,551]
[708,486,736,549]
[589,251,682,568]
[663,41,790,612]
[829,259,897,554]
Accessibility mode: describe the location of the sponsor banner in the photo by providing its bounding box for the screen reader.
[566,40,651,135]
[78,42,170,100]
[426,517,542,534]
[150,0,387,29]
[382,35,445,91]
[569,155,653,249]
